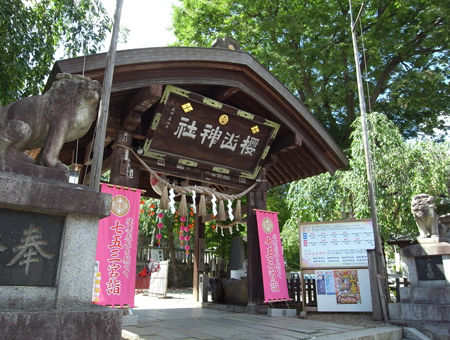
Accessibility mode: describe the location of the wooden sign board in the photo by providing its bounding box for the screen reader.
[144,85,280,181]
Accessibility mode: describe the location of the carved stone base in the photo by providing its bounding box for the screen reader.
[389,287,450,340]
[0,172,116,338]
[390,241,450,339]
[401,241,450,258]
[0,157,68,182]
[0,307,122,340]
[417,236,448,244]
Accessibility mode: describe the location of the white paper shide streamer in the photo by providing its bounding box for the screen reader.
[211,194,217,217]
[227,199,234,221]
[191,190,197,214]
[169,188,176,214]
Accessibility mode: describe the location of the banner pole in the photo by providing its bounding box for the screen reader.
[89,0,124,191]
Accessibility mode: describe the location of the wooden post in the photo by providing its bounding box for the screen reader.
[89,0,123,191]
[193,214,205,302]
[367,249,383,320]
[110,130,140,188]
[246,174,267,312]
[349,1,389,320]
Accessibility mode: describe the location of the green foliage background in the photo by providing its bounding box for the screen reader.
[171,0,449,270]
[281,113,449,269]
[173,0,449,146]
[0,0,111,104]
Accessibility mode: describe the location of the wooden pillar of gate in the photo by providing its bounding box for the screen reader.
[110,130,140,188]
[246,171,268,312]
[193,215,205,301]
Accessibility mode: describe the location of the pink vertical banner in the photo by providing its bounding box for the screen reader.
[94,183,141,307]
[255,209,290,303]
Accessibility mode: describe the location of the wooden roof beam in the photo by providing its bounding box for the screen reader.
[293,147,321,175]
[271,163,291,184]
[213,86,240,101]
[267,168,283,187]
[282,151,308,178]
[122,84,163,131]
[278,152,305,179]
[295,130,338,174]
[271,133,302,153]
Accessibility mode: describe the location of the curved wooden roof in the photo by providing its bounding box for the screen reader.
[50,46,347,191]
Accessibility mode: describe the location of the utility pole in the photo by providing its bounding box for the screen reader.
[89,0,124,191]
[348,0,388,320]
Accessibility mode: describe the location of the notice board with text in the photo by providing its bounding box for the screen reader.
[299,219,374,312]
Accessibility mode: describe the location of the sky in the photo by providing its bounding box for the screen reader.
[101,0,180,52]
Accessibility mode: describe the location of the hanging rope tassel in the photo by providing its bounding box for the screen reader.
[179,194,188,217]
[218,200,226,221]
[159,185,169,210]
[198,194,207,217]
[234,199,242,221]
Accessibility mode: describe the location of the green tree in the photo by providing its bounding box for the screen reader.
[172,0,449,146]
[282,112,450,269]
[0,0,111,104]
[266,184,291,232]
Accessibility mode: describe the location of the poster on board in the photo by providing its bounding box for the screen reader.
[314,269,372,312]
[299,220,374,268]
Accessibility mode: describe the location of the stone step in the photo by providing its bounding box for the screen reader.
[399,286,450,305]
[402,327,433,340]
[390,320,450,340]
[313,325,402,340]
[389,302,450,322]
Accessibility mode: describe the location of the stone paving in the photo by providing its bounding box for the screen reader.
[122,289,401,340]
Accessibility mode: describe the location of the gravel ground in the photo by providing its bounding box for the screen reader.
[304,311,387,328]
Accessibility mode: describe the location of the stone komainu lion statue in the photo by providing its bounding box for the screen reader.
[411,194,447,239]
[0,73,100,170]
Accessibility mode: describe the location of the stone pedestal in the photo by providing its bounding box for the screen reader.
[388,239,450,339]
[0,172,122,339]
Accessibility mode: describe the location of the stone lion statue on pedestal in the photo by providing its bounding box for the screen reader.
[411,194,446,239]
[0,73,100,171]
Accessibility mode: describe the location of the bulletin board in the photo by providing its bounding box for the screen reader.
[300,219,374,268]
[299,219,375,312]
[314,268,372,312]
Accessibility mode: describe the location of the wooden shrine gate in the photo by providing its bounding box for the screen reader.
[49,41,347,308]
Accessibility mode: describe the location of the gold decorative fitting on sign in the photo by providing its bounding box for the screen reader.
[251,125,260,134]
[181,102,193,113]
[219,114,229,125]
